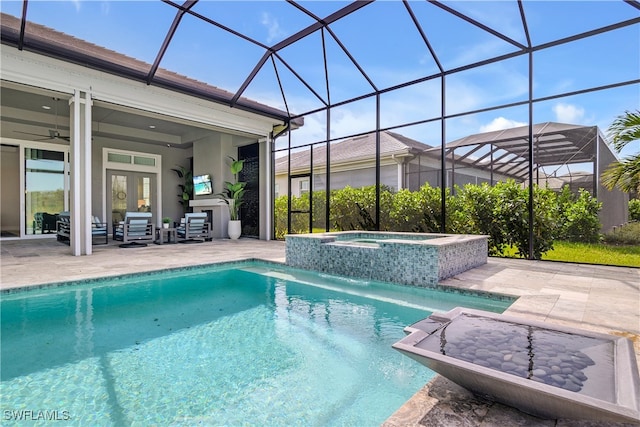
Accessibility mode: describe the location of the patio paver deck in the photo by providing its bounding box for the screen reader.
[1,237,639,426]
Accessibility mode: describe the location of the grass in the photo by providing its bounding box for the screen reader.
[541,241,640,267]
[498,222,640,267]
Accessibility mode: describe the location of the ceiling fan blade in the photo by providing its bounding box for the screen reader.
[14,130,50,137]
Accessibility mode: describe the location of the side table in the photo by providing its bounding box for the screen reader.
[156,227,177,244]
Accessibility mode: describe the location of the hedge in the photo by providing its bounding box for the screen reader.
[275,180,602,259]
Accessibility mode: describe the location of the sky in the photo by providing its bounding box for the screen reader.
[2,0,639,164]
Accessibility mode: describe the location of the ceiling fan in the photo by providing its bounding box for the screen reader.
[14,97,70,141]
[14,129,70,141]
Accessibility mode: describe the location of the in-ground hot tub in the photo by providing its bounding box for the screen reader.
[285,231,487,287]
[393,308,640,423]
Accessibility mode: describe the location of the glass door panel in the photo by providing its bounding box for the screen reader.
[1,144,20,237]
[24,148,65,235]
[136,176,151,212]
[107,170,155,227]
[110,174,128,226]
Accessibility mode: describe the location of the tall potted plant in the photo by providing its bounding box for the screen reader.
[218,156,246,239]
[171,165,193,214]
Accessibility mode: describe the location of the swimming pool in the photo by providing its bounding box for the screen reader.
[1,261,513,426]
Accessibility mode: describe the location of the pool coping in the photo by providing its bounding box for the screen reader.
[0,258,518,305]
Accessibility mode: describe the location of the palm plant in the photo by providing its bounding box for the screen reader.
[601,110,640,193]
[218,157,246,221]
[171,165,193,213]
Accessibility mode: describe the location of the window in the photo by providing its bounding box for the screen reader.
[299,179,309,194]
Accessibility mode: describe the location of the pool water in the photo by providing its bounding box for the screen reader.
[1,262,512,426]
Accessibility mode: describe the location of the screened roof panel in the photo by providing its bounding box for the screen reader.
[410,1,523,71]
[445,55,529,116]
[1,0,638,144]
[23,1,174,66]
[242,57,289,113]
[329,1,440,89]
[444,122,599,169]
[533,25,640,99]
[276,29,329,104]
[293,1,353,19]
[162,12,268,94]
[190,0,316,47]
[522,0,640,46]
[379,78,442,129]
[272,53,328,114]
[440,1,527,46]
[323,30,377,105]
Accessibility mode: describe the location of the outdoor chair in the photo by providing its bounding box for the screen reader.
[91,216,108,245]
[34,212,58,234]
[177,212,211,242]
[56,211,70,243]
[113,212,155,245]
[56,212,108,245]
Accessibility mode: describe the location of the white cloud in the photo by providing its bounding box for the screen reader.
[479,117,526,133]
[552,103,585,124]
[71,0,81,12]
[261,12,285,44]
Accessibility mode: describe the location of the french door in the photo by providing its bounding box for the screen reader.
[106,170,156,227]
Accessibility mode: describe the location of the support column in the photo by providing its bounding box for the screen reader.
[69,90,93,256]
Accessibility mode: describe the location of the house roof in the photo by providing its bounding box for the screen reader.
[275,131,432,172]
[0,13,295,123]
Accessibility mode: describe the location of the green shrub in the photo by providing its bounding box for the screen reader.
[558,188,602,243]
[629,198,640,222]
[274,192,311,239]
[454,183,507,256]
[388,189,423,232]
[274,181,603,261]
[603,222,640,245]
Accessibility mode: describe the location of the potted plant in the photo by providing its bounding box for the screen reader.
[171,165,193,214]
[217,156,246,239]
[162,217,172,229]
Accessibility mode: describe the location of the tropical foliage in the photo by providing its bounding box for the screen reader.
[275,181,603,259]
[601,110,640,193]
[170,165,193,213]
[218,157,246,221]
[629,198,640,222]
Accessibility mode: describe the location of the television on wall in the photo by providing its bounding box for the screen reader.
[193,174,213,196]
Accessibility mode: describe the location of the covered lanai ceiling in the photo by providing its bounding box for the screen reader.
[1,0,639,122]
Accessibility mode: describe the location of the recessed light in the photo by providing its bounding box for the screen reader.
[42,105,51,110]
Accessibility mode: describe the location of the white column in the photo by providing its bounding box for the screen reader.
[69,90,93,256]
[83,91,93,254]
[263,136,272,240]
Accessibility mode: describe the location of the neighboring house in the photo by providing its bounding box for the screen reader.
[0,13,297,253]
[275,130,511,198]
[276,124,627,232]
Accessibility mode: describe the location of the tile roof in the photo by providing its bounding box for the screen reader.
[0,13,293,122]
[275,130,432,171]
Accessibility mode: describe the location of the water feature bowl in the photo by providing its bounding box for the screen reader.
[392,307,640,423]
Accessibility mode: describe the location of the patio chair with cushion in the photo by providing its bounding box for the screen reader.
[177,212,211,242]
[56,211,70,243]
[56,212,108,245]
[113,212,155,245]
[92,216,108,245]
[34,212,58,234]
